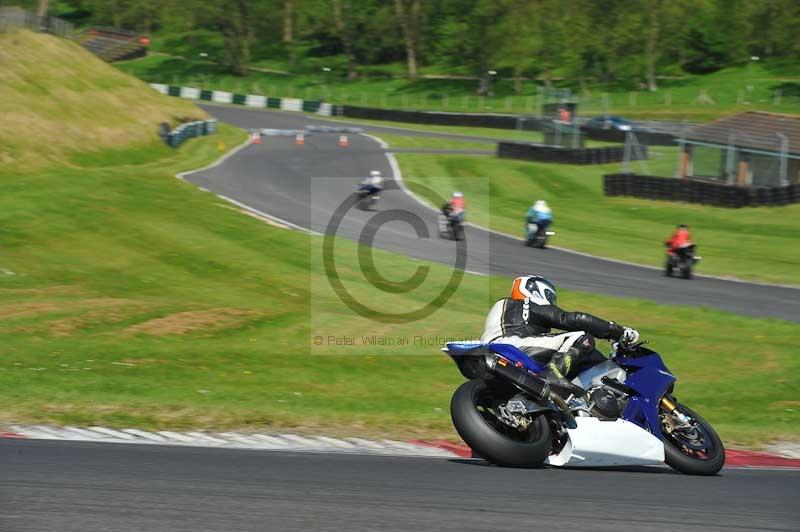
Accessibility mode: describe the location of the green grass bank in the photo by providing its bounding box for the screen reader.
[1,30,797,448]
[118,53,800,122]
[397,151,800,285]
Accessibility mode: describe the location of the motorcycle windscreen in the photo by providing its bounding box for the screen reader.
[546,418,665,467]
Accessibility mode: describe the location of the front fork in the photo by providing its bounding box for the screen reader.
[660,395,693,433]
[660,396,677,413]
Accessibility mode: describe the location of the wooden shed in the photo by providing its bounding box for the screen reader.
[677,112,800,187]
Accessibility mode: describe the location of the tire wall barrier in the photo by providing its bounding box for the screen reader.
[604,173,800,208]
[160,119,217,148]
[498,142,647,165]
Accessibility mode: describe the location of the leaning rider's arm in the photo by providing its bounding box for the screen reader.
[534,305,625,340]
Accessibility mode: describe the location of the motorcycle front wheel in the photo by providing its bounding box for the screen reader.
[661,402,725,475]
[450,379,552,468]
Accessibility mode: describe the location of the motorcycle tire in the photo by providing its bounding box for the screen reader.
[662,403,725,476]
[680,265,692,279]
[453,225,465,241]
[450,379,552,468]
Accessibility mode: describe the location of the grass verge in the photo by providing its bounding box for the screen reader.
[0,128,797,446]
[323,115,621,147]
[373,133,495,151]
[397,152,800,285]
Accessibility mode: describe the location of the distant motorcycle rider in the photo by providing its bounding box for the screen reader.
[481,275,640,392]
[358,170,384,197]
[442,191,466,224]
[526,199,552,232]
[665,224,693,255]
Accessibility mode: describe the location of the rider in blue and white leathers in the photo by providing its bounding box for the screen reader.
[526,200,552,236]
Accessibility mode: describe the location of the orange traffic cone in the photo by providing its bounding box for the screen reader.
[295,132,305,145]
[251,131,261,145]
[338,134,349,147]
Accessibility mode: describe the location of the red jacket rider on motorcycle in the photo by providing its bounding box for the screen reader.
[665,224,693,256]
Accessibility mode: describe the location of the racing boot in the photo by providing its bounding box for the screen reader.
[541,348,586,399]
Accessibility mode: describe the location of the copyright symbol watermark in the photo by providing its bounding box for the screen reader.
[320,179,467,324]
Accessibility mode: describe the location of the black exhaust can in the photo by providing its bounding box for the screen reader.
[489,358,550,402]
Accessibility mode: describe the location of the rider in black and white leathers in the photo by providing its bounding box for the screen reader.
[481,275,639,389]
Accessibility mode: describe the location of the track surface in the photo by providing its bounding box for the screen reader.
[2,439,797,532]
[190,104,800,321]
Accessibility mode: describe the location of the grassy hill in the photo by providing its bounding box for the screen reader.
[0,30,206,170]
[0,30,797,446]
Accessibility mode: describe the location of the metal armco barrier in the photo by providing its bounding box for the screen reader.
[304,125,363,133]
[498,142,646,165]
[161,119,217,148]
[604,173,800,208]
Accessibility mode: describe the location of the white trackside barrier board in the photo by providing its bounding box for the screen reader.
[180,87,200,99]
[317,103,333,116]
[281,98,302,112]
[150,83,168,95]
[246,94,266,107]
[212,91,233,104]
[546,418,665,467]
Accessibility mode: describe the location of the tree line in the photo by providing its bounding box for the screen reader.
[15,0,800,92]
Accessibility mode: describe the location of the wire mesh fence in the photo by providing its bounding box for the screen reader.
[0,6,74,37]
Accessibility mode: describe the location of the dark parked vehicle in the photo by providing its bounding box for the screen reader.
[584,116,636,132]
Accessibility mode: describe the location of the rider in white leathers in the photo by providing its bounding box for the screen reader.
[481,275,640,390]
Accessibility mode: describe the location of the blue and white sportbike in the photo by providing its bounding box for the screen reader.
[444,340,725,475]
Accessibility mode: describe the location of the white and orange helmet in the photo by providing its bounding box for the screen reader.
[510,275,557,306]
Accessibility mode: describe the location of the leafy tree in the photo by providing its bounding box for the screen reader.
[34,0,800,85]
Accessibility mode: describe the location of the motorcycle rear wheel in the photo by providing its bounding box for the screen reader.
[451,379,552,468]
[662,403,725,475]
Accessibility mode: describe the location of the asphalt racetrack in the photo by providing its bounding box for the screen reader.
[2,439,797,532]
[189,104,800,321]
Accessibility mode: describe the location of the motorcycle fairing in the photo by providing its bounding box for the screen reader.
[445,342,545,374]
[612,352,675,439]
[619,366,675,439]
[546,417,665,467]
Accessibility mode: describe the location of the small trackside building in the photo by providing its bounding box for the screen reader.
[677,111,800,187]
